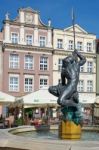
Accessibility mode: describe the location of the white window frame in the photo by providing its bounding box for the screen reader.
[9,74,19,92]
[77,80,84,92]
[26,34,33,45]
[57,39,63,49]
[39,36,46,47]
[87,80,93,92]
[80,66,84,72]
[58,59,62,71]
[87,42,92,52]
[11,32,19,44]
[9,53,19,69]
[87,61,93,73]
[39,56,48,71]
[24,55,34,70]
[24,75,34,92]
[39,76,48,89]
[68,40,73,50]
[77,41,83,51]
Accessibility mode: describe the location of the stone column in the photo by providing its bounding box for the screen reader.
[34,13,38,25]
[4,23,10,43]
[19,11,25,23]
[19,25,25,45]
[34,27,39,46]
[47,29,52,47]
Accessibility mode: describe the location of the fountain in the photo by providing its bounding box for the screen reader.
[48,49,86,139]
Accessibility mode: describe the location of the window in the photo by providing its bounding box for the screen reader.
[77,80,84,92]
[39,77,48,89]
[87,61,93,73]
[40,57,48,70]
[58,59,62,71]
[80,66,84,72]
[9,75,19,92]
[11,33,18,44]
[26,35,33,45]
[87,42,92,52]
[24,77,33,92]
[9,54,19,69]
[25,55,33,70]
[57,39,63,49]
[68,40,73,50]
[87,80,93,92]
[77,41,83,51]
[39,36,46,47]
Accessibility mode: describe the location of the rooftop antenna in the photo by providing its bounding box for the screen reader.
[72,8,76,50]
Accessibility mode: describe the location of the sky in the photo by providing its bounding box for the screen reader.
[0,0,99,37]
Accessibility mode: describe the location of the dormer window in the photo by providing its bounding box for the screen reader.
[11,33,18,44]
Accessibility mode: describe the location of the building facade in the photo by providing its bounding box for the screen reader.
[2,7,53,97]
[0,7,97,121]
[52,24,96,105]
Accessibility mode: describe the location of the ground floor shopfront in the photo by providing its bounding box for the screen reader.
[1,103,99,126]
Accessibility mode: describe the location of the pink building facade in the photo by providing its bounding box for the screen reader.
[1,7,53,97]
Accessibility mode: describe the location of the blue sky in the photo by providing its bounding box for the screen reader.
[0,0,99,37]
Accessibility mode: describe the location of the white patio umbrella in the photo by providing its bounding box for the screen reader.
[0,91,15,105]
[16,88,58,108]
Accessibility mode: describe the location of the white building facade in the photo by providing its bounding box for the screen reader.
[52,24,96,105]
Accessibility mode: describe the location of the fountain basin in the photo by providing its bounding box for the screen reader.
[0,125,99,150]
[12,125,99,141]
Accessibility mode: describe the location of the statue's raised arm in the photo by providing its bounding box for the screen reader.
[73,49,86,66]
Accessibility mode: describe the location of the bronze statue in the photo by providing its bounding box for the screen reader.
[49,50,86,125]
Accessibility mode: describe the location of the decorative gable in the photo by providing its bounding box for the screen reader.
[19,7,48,28]
[19,7,38,14]
[64,24,88,34]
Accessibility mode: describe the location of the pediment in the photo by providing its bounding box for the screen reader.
[19,7,38,13]
[64,24,88,34]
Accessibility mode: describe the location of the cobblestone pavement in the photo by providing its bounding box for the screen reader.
[0,126,99,150]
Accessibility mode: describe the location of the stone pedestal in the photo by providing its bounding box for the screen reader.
[59,120,81,139]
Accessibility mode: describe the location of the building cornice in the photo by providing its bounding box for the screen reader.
[53,70,96,74]
[3,20,53,30]
[3,43,53,54]
[52,49,96,58]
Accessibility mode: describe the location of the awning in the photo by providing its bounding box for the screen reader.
[0,91,15,105]
[94,96,99,104]
[15,88,58,107]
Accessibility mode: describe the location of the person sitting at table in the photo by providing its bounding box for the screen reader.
[5,113,15,128]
